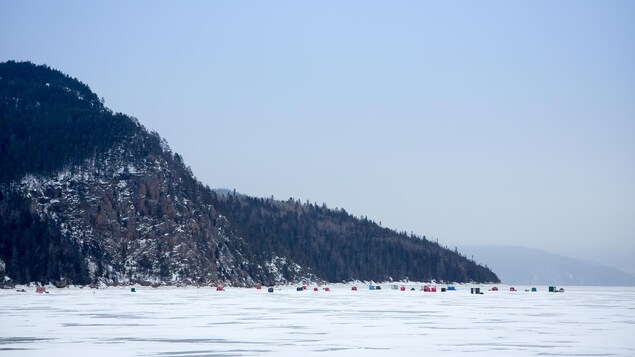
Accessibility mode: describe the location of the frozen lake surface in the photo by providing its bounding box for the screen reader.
[1,285,634,356]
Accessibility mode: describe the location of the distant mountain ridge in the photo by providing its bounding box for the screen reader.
[0,61,499,286]
[458,245,635,286]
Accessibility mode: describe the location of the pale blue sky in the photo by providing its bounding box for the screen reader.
[1,1,634,267]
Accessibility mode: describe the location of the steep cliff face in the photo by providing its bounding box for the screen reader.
[0,61,499,286]
[3,130,316,286]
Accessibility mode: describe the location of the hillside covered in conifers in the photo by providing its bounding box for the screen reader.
[0,61,499,286]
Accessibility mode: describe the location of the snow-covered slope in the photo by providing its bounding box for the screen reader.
[4,130,315,286]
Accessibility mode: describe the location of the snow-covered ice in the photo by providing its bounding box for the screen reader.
[1,285,634,356]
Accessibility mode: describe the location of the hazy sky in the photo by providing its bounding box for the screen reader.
[2,1,634,264]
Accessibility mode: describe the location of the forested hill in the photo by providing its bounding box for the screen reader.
[212,194,499,283]
[0,61,139,184]
[0,61,499,286]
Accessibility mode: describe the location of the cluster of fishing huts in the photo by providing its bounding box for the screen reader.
[19,284,564,294]
[208,284,565,294]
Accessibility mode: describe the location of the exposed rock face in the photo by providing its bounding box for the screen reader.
[6,132,314,286]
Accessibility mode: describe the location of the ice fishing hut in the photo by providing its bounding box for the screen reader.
[368,285,376,291]
[216,286,224,291]
[447,286,456,291]
[549,286,557,292]
[36,287,46,293]
[351,286,358,291]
